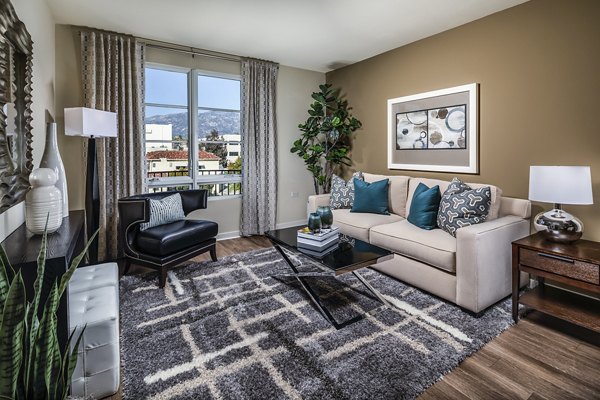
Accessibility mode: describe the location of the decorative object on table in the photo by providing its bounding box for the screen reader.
[39,121,69,217]
[139,192,185,231]
[291,84,362,194]
[297,225,339,240]
[0,0,34,214]
[330,171,363,209]
[0,224,95,400]
[316,205,334,229]
[307,212,322,233]
[351,178,390,215]
[387,83,478,173]
[297,225,340,253]
[529,166,593,243]
[407,182,441,230]
[437,177,491,237]
[65,107,117,261]
[25,168,63,234]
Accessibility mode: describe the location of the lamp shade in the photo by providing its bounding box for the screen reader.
[529,166,593,205]
[64,107,117,138]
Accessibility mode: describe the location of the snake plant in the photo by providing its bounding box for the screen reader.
[0,225,97,400]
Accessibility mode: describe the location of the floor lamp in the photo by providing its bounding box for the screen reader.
[65,107,117,262]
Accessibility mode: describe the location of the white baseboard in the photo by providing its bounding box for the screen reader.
[216,219,305,241]
[217,230,241,241]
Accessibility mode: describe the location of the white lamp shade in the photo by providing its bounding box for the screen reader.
[529,166,593,205]
[64,107,117,138]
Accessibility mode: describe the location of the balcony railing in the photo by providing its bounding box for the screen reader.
[147,169,241,178]
[147,169,242,196]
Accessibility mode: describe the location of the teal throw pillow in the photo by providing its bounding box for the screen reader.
[351,178,390,215]
[407,183,441,230]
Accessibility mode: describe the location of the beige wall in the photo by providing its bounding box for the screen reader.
[1,0,56,242]
[54,26,323,237]
[326,0,600,241]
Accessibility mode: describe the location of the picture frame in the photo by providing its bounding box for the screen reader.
[387,83,478,174]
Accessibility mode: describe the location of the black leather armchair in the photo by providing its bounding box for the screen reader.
[118,189,218,287]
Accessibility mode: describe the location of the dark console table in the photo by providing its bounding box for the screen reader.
[2,210,86,349]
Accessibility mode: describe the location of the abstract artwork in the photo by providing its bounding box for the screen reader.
[388,84,478,173]
[396,105,466,150]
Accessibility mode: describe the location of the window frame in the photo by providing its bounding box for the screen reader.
[144,63,242,199]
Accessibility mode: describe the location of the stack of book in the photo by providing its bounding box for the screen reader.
[297,226,339,257]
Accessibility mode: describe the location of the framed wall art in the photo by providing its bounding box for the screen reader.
[387,83,478,173]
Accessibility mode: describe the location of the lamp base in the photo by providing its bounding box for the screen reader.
[533,206,584,244]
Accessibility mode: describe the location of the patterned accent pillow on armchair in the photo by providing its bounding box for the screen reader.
[437,178,491,237]
[329,171,363,209]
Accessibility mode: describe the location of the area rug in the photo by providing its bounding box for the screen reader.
[120,248,514,399]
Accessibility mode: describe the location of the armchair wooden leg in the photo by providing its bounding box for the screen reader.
[159,267,168,288]
[210,245,218,262]
[123,259,131,276]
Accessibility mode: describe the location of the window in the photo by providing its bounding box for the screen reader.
[144,64,242,197]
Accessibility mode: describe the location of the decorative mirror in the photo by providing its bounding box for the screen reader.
[0,0,34,213]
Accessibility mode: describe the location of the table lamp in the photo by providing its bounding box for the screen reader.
[65,107,117,261]
[528,166,594,243]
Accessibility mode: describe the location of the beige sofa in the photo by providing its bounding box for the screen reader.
[308,173,531,314]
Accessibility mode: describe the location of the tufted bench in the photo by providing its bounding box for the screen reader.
[68,263,120,399]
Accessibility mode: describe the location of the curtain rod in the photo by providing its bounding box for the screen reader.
[143,41,241,63]
[73,25,242,63]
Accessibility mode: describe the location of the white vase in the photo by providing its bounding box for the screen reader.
[25,168,63,234]
[39,122,69,217]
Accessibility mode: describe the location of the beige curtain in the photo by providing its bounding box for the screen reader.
[240,58,279,236]
[80,29,146,261]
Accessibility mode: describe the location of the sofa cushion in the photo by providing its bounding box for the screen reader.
[437,178,492,237]
[332,209,403,242]
[330,171,363,209]
[363,173,410,217]
[407,183,441,230]
[406,177,502,220]
[69,263,119,294]
[351,178,390,215]
[370,220,457,273]
[136,219,218,257]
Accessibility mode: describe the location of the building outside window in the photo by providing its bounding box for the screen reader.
[144,65,242,196]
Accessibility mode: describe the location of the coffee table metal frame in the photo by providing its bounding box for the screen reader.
[269,240,394,329]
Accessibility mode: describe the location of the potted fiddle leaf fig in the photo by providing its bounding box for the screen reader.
[291,84,362,194]
[0,223,97,400]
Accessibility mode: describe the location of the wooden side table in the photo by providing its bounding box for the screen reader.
[512,232,600,333]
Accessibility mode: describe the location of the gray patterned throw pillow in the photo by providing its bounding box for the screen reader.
[329,172,363,209]
[437,178,491,237]
[140,193,186,231]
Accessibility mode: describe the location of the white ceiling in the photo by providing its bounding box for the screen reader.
[47,0,528,72]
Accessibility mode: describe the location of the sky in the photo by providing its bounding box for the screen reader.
[145,68,240,117]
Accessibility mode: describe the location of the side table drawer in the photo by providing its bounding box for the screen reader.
[520,248,599,284]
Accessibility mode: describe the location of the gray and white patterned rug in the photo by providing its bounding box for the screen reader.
[120,248,514,399]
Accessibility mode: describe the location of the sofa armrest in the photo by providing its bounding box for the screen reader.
[456,216,530,313]
[307,194,331,214]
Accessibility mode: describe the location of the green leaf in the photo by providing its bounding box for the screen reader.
[30,223,49,329]
[58,230,98,299]
[0,272,26,398]
[58,326,85,400]
[32,281,59,400]
[0,242,14,307]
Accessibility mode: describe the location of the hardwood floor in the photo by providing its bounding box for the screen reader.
[113,237,599,400]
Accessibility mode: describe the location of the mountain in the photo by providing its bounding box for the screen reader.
[145,110,240,139]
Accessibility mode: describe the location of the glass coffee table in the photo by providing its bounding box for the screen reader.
[265,226,394,329]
